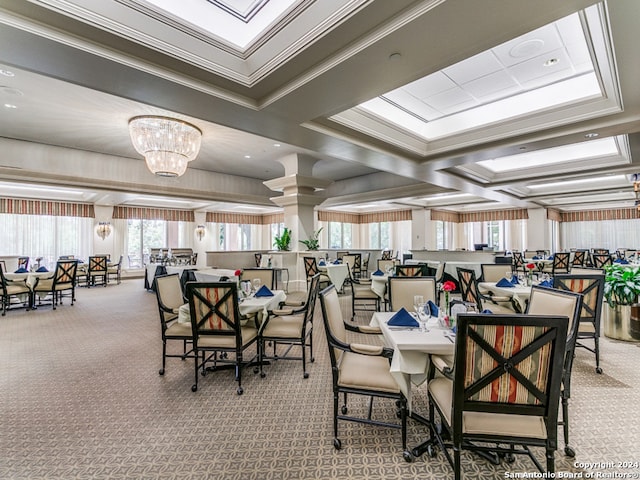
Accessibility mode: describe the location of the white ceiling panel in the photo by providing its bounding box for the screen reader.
[443,50,503,84]
[462,70,520,101]
[491,23,564,67]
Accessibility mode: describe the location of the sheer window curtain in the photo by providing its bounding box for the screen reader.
[0,213,93,269]
[561,219,640,251]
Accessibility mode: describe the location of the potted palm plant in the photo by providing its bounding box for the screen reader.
[603,263,640,341]
[273,227,291,251]
[299,227,323,251]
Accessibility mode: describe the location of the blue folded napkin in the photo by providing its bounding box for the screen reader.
[539,280,554,288]
[318,260,326,266]
[426,300,439,317]
[254,285,274,297]
[14,267,28,273]
[387,307,419,327]
[496,278,515,288]
[548,254,555,260]
[36,266,49,272]
[372,269,384,276]
[333,259,341,264]
[511,276,519,285]
[533,255,542,260]
[481,309,493,314]
[614,259,629,264]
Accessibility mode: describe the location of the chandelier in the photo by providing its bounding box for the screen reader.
[97,222,111,240]
[129,116,202,177]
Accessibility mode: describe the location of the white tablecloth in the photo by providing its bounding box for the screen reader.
[319,264,349,291]
[5,271,54,288]
[370,311,455,406]
[370,273,389,298]
[477,281,532,312]
[194,268,239,283]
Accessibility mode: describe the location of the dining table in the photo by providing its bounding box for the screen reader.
[477,280,533,312]
[369,311,455,408]
[317,263,349,292]
[5,270,55,288]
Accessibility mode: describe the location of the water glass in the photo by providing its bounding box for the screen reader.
[505,271,513,281]
[252,278,261,293]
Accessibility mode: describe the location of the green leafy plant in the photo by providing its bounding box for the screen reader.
[299,227,323,251]
[273,227,291,251]
[603,264,640,307]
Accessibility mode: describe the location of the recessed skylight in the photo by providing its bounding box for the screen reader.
[477,137,619,173]
[528,174,627,190]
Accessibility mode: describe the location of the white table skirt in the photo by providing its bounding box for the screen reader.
[194,268,239,283]
[370,273,389,299]
[6,271,55,288]
[370,311,455,407]
[319,264,349,291]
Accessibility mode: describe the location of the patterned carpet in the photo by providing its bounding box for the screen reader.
[1,280,639,479]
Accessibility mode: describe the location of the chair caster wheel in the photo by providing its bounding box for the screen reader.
[333,438,342,450]
[564,446,576,457]
[341,406,348,414]
[253,367,259,374]
[504,453,516,463]
[303,372,309,379]
[237,387,243,395]
[158,369,165,376]
[191,385,197,392]
[403,450,414,463]
[260,372,266,378]
[310,358,315,363]
[596,367,603,374]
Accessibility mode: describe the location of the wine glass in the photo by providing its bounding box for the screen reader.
[252,278,261,293]
[505,270,513,282]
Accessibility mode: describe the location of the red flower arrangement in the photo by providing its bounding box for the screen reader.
[234,269,242,277]
[526,263,535,270]
[442,280,456,292]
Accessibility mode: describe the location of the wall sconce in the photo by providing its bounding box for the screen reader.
[97,222,112,240]
[195,224,206,241]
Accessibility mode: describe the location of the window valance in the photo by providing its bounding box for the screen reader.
[0,197,95,218]
[318,209,411,224]
[547,208,562,222]
[561,208,638,222]
[113,206,195,222]
[206,212,281,225]
[431,209,460,223]
[459,209,529,223]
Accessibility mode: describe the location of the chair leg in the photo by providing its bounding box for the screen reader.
[159,341,167,375]
[594,337,602,374]
[191,350,199,392]
[236,353,243,395]
[546,448,555,474]
[333,390,341,449]
[562,395,575,457]
[301,337,308,379]
[453,448,462,480]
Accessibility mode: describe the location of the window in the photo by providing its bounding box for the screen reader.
[486,221,502,249]
[329,221,352,249]
[435,221,447,250]
[270,223,285,250]
[219,223,256,250]
[0,213,93,268]
[126,219,166,266]
[368,222,390,249]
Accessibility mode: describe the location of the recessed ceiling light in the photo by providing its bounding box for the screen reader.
[584,132,599,138]
[543,58,559,67]
[0,69,15,77]
[4,103,17,109]
[244,155,251,159]
[529,174,627,189]
[273,143,281,147]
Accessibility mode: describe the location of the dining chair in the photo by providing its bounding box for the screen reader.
[254,252,262,267]
[426,312,568,478]
[107,255,123,285]
[550,252,571,274]
[480,263,510,283]
[511,251,525,273]
[394,264,426,277]
[456,267,515,313]
[0,262,33,316]
[336,251,349,260]
[591,253,613,268]
[342,254,358,280]
[525,285,583,457]
[185,281,259,394]
[348,264,380,320]
[381,250,393,260]
[361,252,370,276]
[17,256,29,271]
[32,259,78,310]
[87,255,108,287]
[154,273,193,376]
[240,268,275,290]
[318,284,409,457]
[387,276,437,312]
[258,273,321,379]
[571,250,587,267]
[377,259,396,273]
[303,256,331,288]
[553,273,605,374]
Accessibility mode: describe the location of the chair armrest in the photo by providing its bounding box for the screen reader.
[350,343,383,355]
[284,300,305,307]
[6,278,28,286]
[270,307,295,316]
[354,278,372,284]
[431,354,454,379]
[356,325,382,335]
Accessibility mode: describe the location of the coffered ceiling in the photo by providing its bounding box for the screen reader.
[0,0,639,215]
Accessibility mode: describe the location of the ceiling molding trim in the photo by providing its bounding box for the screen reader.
[0,10,259,109]
[259,0,446,108]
